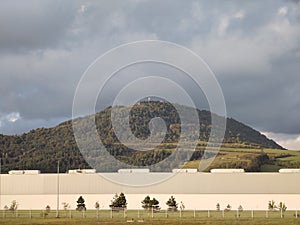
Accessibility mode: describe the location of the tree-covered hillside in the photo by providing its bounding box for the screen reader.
[0,102,283,173]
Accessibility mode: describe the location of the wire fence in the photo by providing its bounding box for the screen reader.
[0,209,299,220]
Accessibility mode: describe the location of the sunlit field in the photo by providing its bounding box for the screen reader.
[184,148,300,172]
[0,210,300,225]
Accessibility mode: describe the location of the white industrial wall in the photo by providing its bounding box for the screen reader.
[1,173,300,194]
[1,194,300,210]
[1,172,300,210]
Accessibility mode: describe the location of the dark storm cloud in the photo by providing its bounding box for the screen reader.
[0,0,300,148]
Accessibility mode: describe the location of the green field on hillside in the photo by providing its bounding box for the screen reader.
[184,148,300,172]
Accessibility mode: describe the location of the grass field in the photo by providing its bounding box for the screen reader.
[184,148,300,172]
[1,217,300,225]
[1,210,300,225]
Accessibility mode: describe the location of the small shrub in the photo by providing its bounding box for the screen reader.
[9,200,18,213]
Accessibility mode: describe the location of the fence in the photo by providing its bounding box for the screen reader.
[0,209,299,220]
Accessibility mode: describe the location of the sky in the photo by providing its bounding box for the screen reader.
[0,0,300,149]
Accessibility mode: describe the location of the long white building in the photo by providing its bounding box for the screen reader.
[1,169,300,210]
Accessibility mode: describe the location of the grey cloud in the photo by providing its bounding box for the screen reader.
[0,0,300,148]
[0,0,79,52]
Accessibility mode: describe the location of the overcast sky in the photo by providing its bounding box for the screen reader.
[0,0,300,150]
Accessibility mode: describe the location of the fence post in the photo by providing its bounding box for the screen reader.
[194,209,195,218]
[124,208,126,218]
[266,210,268,218]
[69,209,72,219]
[2,210,5,218]
[97,208,99,219]
[208,210,210,218]
[236,209,239,218]
[251,210,254,219]
[179,209,182,218]
[110,208,112,218]
[296,210,298,218]
[165,209,168,218]
[152,207,154,218]
[16,209,18,218]
[138,209,140,218]
[280,208,283,218]
[222,210,225,218]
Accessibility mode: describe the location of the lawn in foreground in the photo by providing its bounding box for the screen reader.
[0,217,300,225]
[1,210,299,225]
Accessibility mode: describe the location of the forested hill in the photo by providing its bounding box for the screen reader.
[0,101,283,173]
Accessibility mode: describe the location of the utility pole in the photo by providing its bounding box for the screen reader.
[0,158,1,210]
[56,161,60,218]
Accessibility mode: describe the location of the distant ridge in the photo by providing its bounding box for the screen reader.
[0,101,283,173]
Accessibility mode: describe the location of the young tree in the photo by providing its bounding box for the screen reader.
[62,202,70,217]
[268,200,277,211]
[95,201,100,210]
[62,202,70,211]
[43,205,51,217]
[9,200,18,213]
[110,193,119,209]
[45,205,51,212]
[166,196,178,211]
[216,203,220,211]
[151,198,160,210]
[238,205,243,212]
[278,202,287,212]
[141,196,160,210]
[109,193,127,209]
[45,205,51,214]
[179,201,185,211]
[76,196,86,211]
[225,204,232,211]
[142,195,151,210]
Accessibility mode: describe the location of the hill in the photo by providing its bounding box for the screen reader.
[0,101,285,173]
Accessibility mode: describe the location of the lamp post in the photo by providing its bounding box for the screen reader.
[56,161,60,218]
[0,158,1,210]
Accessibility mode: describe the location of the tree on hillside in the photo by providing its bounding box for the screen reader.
[166,196,178,211]
[76,196,86,211]
[109,193,127,209]
[141,196,160,210]
[216,203,220,211]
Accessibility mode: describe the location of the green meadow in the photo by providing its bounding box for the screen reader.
[0,210,300,225]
